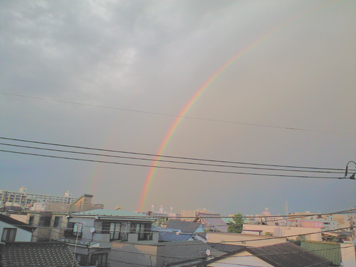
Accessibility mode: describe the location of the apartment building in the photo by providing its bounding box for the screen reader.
[0,187,77,208]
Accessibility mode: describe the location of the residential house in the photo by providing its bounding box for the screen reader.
[194,213,228,232]
[0,214,35,242]
[110,240,227,267]
[204,242,332,267]
[59,209,157,267]
[301,241,356,267]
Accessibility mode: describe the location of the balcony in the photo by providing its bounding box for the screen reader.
[63,229,82,238]
[128,232,158,243]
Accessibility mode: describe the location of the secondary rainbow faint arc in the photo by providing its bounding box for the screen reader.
[135,1,341,212]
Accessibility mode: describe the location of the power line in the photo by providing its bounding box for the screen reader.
[0,142,344,174]
[0,149,345,179]
[1,92,354,136]
[0,136,349,172]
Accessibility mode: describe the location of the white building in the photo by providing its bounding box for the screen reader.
[0,187,77,208]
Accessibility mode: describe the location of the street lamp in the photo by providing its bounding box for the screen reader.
[344,161,356,180]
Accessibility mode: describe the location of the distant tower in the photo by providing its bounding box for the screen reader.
[151,204,155,213]
[64,190,72,197]
[19,187,27,194]
[159,205,164,214]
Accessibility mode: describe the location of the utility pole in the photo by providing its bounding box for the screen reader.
[350,207,355,243]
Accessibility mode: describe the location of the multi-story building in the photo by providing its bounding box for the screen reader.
[0,187,77,208]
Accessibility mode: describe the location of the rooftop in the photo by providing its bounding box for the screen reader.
[0,242,79,267]
[71,209,154,219]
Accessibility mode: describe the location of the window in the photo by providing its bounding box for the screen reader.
[53,216,62,228]
[73,223,83,237]
[75,254,88,265]
[130,223,151,240]
[39,216,51,227]
[65,222,83,237]
[102,222,121,240]
[90,253,108,267]
[1,228,17,242]
[29,216,35,226]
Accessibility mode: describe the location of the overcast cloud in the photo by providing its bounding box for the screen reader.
[1,0,355,215]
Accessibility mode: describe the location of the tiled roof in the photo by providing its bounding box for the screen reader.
[301,241,342,266]
[195,213,228,232]
[248,242,332,267]
[159,232,193,242]
[166,221,201,233]
[0,242,79,267]
[0,214,36,233]
[209,243,245,253]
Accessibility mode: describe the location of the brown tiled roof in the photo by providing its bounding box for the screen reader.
[248,242,332,267]
[0,242,79,267]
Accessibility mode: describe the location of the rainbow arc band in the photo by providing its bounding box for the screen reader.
[137,0,341,212]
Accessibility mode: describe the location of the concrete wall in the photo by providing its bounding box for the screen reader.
[340,242,356,267]
[0,221,32,242]
[109,242,158,267]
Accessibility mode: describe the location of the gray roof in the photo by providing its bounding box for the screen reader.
[248,242,332,267]
[0,242,79,267]
[159,241,226,266]
[159,232,193,242]
[166,220,201,233]
[195,213,228,232]
[204,242,332,267]
[71,209,154,220]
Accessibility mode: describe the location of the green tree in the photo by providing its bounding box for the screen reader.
[227,213,244,233]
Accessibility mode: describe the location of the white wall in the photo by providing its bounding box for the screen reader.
[0,221,32,242]
[340,242,356,267]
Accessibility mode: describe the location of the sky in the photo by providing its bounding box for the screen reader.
[0,0,355,216]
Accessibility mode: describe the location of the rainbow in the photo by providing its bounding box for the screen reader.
[136,1,342,212]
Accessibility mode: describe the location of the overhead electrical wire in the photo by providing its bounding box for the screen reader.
[1,92,354,136]
[0,136,349,172]
[0,149,346,179]
[0,142,345,174]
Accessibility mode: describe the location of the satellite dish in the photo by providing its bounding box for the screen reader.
[206,249,211,256]
[90,227,96,233]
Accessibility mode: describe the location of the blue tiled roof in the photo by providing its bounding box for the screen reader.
[159,232,193,242]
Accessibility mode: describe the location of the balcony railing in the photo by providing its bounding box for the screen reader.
[63,229,82,238]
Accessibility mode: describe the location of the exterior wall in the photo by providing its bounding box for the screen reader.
[49,214,68,240]
[207,251,273,267]
[340,242,356,267]
[206,232,287,247]
[9,214,28,223]
[109,242,158,267]
[0,221,32,242]
[242,224,322,241]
